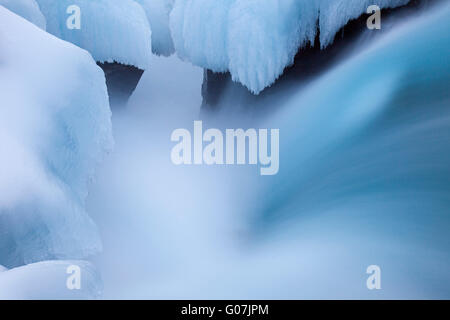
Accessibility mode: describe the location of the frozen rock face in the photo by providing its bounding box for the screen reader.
[36,0,152,70]
[171,0,413,94]
[0,0,46,29]
[0,6,113,268]
[0,261,102,299]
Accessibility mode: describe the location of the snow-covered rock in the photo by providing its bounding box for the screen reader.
[136,0,175,56]
[36,0,152,70]
[170,0,411,94]
[0,6,113,267]
[0,260,102,299]
[0,0,46,29]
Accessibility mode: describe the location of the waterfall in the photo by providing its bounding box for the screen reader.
[87,1,450,298]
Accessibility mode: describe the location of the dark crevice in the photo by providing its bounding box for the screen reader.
[97,62,144,108]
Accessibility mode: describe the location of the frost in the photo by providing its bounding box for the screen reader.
[170,0,411,94]
[36,0,152,69]
[0,0,46,29]
[0,6,113,267]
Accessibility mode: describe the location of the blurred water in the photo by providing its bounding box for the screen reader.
[87,2,450,298]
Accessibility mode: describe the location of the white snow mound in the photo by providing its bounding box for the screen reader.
[0,6,113,267]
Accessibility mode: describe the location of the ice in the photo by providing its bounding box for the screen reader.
[170,0,233,72]
[0,0,46,29]
[319,0,410,47]
[227,0,318,94]
[36,0,152,69]
[0,260,102,299]
[170,0,411,94]
[136,0,175,56]
[0,6,113,267]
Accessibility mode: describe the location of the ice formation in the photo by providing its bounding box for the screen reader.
[136,0,175,56]
[319,0,410,47]
[0,260,102,299]
[36,0,152,70]
[0,6,113,267]
[0,0,46,29]
[170,0,411,94]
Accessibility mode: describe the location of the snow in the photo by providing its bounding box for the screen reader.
[0,6,113,267]
[170,0,411,94]
[136,0,175,56]
[0,260,102,299]
[35,0,152,70]
[0,0,46,30]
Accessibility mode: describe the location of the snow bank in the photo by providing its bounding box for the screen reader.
[0,0,46,29]
[0,6,113,267]
[170,0,411,94]
[36,0,152,70]
[0,260,102,299]
[136,0,175,56]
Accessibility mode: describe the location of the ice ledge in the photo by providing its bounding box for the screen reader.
[171,0,413,94]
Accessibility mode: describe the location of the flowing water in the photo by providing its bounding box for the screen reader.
[87,2,450,298]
